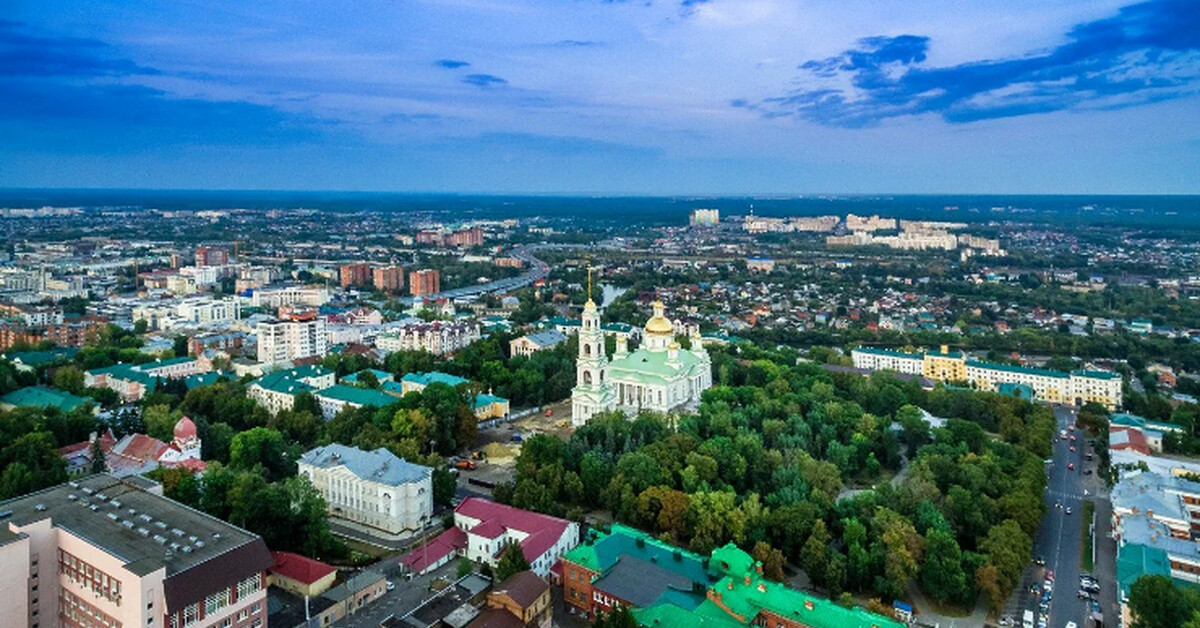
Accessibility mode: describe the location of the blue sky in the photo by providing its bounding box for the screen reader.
[1,0,1198,194]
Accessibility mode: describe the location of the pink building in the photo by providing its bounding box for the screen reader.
[0,474,272,628]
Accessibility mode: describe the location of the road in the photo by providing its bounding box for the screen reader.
[329,559,458,628]
[429,245,549,300]
[1030,405,1089,628]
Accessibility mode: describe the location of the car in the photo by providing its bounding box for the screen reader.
[1070,446,1076,452]
[1065,507,1072,515]
[455,459,477,470]
[1033,556,1046,566]
[1070,434,1076,442]
[1069,425,1076,432]
[511,433,524,443]
[386,580,395,591]
[544,409,553,417]
[1066,622,1078,628]
[1084,469,1093,475]
[1068,463,1075,470]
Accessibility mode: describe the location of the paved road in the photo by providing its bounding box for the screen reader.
[329,560,458,628]
[429,245,549,300]
[1029,405,1090,628]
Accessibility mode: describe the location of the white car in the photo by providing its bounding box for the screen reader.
[1065,622,1077,628]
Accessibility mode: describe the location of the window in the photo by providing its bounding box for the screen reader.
[237,574,262,599]
[182,604,198,627]
[205,589,230,615]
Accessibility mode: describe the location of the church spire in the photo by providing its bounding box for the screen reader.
[586,264,595,306]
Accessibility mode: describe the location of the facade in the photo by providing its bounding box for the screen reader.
[509,330,568,358]
[0,473,272,628]
[340,263,372,288]
[195,245,230,267]
[250,285,330,309]
[298,443,434,535]
[468,570,552,628]
[372,265,405,292]
[256,312,327,364]
[85,358,209,402]
[375,320,480,355]
[409,269,441,296]
[246,364,335,415]
[851,346,1123,409]
[400,498,578,578]
[571,299,712,426]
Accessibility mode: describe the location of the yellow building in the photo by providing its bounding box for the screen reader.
[923,345,967,382]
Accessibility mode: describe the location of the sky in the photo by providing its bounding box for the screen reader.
[1,0,1198,194]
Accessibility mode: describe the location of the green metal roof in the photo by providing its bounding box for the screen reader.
[607,347,707,384]
[4,348,78,367]
[401,371,468,388]
[1072,369,1121,380]
[472,393,508,409]
[853,347,923,360]
[316,385,397,408]
[965,360,1069,379]
[0,386,91,412]
[341,369,393,384]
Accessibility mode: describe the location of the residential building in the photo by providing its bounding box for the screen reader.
[297,443,434,535]
[0,473,272,628]
[85,357,210,402]
[572,299,712,425]
[246,364,336,415]
[256,311,327,364]
[195,245,230,266]
[0,386,93,413]
[340,263,372,288]
[400,371,469,395]
[250,285,331,309]
[689,209,720,227]
[468,570,551,628]
[400,498,578,577]
[746,257,775,272]
[851,346,1123,409]
[375,320,480,355]
[509,330,568,357]
[410,269,441,296]
[373,265,405,292]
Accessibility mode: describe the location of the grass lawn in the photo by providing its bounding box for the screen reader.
[1081,500,1096,572]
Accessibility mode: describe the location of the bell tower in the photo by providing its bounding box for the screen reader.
[571,266,615,426]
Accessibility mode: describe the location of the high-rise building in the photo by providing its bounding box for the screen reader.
[689,208,720,226]
[256,310,327,364]
[409,269,440,296]
[339,263,371,289]
[194,246,229,267]
[0,474,272,628]
[372,265,405,292]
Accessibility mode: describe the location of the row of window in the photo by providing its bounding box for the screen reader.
[60,588,122,628]
[58,548,122,605]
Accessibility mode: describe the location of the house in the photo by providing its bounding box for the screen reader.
[509,330,568,358]
[269,551,338,597]
[0,386,94,414]
[468,570,551,628]
[298,443,433,535]
[400,498,578,577]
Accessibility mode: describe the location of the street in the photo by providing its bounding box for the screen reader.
[328,559,458,628]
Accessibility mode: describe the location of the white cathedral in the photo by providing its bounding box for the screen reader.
[571,297,713,426]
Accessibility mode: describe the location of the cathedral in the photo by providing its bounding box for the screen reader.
[571,297,713,426]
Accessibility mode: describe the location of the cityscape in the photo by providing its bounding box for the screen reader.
[2,2,1200,628]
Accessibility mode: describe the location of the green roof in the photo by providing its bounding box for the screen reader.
[563,523,709,579]
[0,386,91,412]
[4,348,78,367]
[964,359,1069,379]
[401,371,469,388]
[1072,369,1121,380]
[853,347,923,360]
[636,603,743,628]
[87,363,158,388]
[1116,543,1172,600]
[607,347,708,385]
[342,369,393,384]
[184,372,224,390]
[472,393,509,409]
[317,384,397,408]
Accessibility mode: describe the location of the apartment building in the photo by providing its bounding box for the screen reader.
[250,285,331,309]
[851,346,1123,409]
[0,474,272,628]
[313,385,397,420]
[689,209,719,226]
[256,312,327,364]
[409,270,441,296]
[85,357,210,402]
[194,246,230,267]
[340,263,371,289]
[246,365,336,415]
[374,320,479,355]
[372,266,405,293]
[297,444,433,535]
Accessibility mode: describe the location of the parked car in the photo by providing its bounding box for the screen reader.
[455,459,477,470]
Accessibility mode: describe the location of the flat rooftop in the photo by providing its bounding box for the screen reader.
[0,474,266,578]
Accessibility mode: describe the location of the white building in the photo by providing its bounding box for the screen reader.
[374,320,480,355]
[298,444,433,536]
[250,285,331,309]
[571,298,712,425]
[256,316,327,364]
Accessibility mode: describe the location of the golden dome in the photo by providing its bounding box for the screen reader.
[644,301,674,335]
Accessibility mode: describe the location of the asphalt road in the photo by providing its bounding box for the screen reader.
[330,559,458,628]
[1031,405,1089,628]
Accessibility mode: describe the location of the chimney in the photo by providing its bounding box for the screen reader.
[744,574,751,586]
[755,561,763,575]
[940,344,949,355]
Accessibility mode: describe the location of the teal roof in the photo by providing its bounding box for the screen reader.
[87,363,158,389]
[4,348,78,367]
[1072,369,1121,380]
[472,393,508,409]
[965,360,1069,379]
[0,386,91,412]
[145,356,196,368]
[250,365,332,395]
[564,523,710,582]
[1116,543,1172,600]
[1111,413,1183,434]
[548,316,581,327]
[853,347,923,360]
[341,369,393,385]
[401,371,468,388]
[317,384,397,408]
[184,372,224,390]
[997,383,1034,400]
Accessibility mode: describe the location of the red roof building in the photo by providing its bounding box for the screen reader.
[270,551,338,597]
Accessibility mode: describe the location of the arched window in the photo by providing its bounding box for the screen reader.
[584,372,593,385]
[585,344,591,356]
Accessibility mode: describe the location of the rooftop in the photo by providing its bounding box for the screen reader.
[299,443,431,486]
[316,384,398,408]
[0,386,92,412]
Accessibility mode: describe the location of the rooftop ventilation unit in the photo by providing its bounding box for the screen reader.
[106,513,118,521]
[137,528,150,537]
[153,535,167,544]
[35,504,46,511]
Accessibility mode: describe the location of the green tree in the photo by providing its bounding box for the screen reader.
[1129,574,1197,628]
[89,437,107,474]
[494,541,532,583]
[229,427,293,481]
[53,365,86,394]
[921,528,967,604]
[800,519,831,586]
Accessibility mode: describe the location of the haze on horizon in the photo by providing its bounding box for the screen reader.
[2,0,1199,195]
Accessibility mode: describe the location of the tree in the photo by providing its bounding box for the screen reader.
[358,370,380,389]
[752,541,786,582]
[1129,574,1197,628]
[53,366,85,394]
[456,559,474,578]
[229,427,293,481]
[173,335,189,357]
[494,541,531,583]
[800,519,831,586]
[594,606,638,628]
[921,528,967,604]
[89,437,107,474]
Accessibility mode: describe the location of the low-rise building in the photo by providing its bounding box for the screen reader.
[269,551,338,597]
[85,357,209,402]
[468,570,551,628]
[314,384,398,420]
[247,364,336,415]
[0,385,93,413]
[298,443,434,535]
[509,330,568,358]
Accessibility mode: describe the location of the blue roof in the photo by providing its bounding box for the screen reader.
[521,330,568,347]
[298,443,431,486]
[472,393,509,409]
